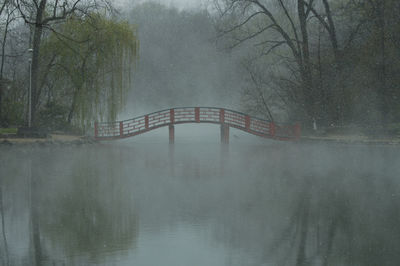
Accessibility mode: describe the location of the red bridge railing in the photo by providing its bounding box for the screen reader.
[94,107,301,141]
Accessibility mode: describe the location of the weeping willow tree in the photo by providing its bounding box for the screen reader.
[41,13,138,128]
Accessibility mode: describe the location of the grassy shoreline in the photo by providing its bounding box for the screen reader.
[0,133,96,146]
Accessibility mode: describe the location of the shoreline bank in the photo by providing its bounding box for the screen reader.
[300,135,400,146]
[1,134,399,146]
[0,134,96,146]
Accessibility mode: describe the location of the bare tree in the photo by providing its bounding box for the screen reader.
[215,0,323,124]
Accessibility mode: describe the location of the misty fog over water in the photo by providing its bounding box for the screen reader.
[1,0,400,265]
[121,2,245,116]
[1,127,400,265]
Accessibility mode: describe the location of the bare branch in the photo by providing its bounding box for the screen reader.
[247,64,275,121]
[53,0,59,18]
[42,0,82,24]
[217,11,264,37]
[254,39,287,47]
[343,18,367,50]
[277,0,301,53]
[261,41,286,57]
[304,0,339,61]
[251,0,300,60]
[0,0,8,17]
[305,0,315,17]
[229,23,274,49]
[15,0,35,25]
[218,0,240,18]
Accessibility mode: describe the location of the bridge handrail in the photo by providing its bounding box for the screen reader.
[94,107,300,141]
[97,107,272,125]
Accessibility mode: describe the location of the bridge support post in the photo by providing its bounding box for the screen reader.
[169,124,175,144]
[220,124,229,144]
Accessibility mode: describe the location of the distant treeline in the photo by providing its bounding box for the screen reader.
[0,1,399,133]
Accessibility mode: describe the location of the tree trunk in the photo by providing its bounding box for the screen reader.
[321,0,342,125]
[298,0,315,123]
[0,7,11,125]
[377,0,388,123]
[30,0,47,126]
[0,81,3,125]
[67,88,80,124]
[322,0,340,65]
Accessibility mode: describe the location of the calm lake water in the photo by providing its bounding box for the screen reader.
[1,128,400,265]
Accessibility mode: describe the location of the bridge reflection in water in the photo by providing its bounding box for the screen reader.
[94,107,301,143]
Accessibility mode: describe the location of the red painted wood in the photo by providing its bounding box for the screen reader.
[269,122,276,137]
[195,107,200,122]
[245,115,250,130]
[170,109,175,124]
[95,107,300,141]
[219,109,225,123]
[145,115,149,129]
[119,121,123,136]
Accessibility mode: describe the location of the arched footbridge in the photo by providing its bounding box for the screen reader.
[94,107,301,143]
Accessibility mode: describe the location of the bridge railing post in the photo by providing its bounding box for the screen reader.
[219,109,225,123]
[245,115,250,130]
[269,122,276,138]
[119,121,123,137]
[195,107,200,122]
[170,109,175,124]
[145,115,149,130]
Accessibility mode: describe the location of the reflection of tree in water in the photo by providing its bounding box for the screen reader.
[0,168,9,266]
[270,172,400,265]
[265,173,353,266]
[33,148,138,264]
[210,146,400,266]
[3,143,400,265]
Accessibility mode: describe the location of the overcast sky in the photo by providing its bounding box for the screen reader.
[115,0,208,10]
